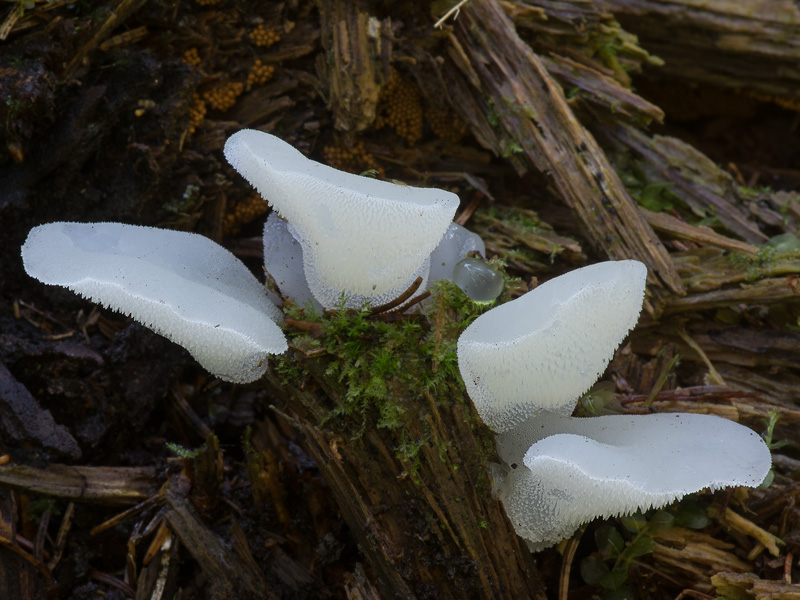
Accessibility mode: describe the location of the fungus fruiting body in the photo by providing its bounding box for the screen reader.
[263,215,486,311]
[262,213,319,311]
[22,222,287,383]
[225,129,459,308]
[496,411,771,551]
[457,260,647,432]
[456,260,771,549]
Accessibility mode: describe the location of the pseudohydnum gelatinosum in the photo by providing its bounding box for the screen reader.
[224,129,460,309]
[22,222,288,383]
[456,260,771,549]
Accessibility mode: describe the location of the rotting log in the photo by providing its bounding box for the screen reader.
[539,53,664,126]
[0,464,159,506]
[164,474,276,600]
[712,571,800,599]
[437,0,684,316]
[264,294,547,600]
[600,0,800,102]
[265,381,547,600]
[592,122,769,244]
[318,0,393,134]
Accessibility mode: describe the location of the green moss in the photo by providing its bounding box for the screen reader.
[166,441,205,459]
[728,234,800,281]
[275,278,498,478]
[484,206,542,233]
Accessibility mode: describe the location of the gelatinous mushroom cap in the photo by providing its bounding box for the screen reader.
[22,222,287,383]
[457,260,647,432]
[495,411,772,550]
[224,129,459,299]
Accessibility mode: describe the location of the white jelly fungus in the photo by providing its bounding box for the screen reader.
[457,260,647,432]
[452,257,504,302]
[495,411,771,550]
[224,129,459,308]
[22,222,287,383]
[428,222,486,283]
[456,260,771,550]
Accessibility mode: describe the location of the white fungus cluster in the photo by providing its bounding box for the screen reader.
[22,222,287,383]
[21,131,488,383]
[457,260,772,550]
[497,412,771,549]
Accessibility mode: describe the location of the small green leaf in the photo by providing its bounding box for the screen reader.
[620,512,646,534]
[596,525,625,559]
[647,510,675,534]
[758,469,774,490]
[675,501,711,530]
[580,556,610,585]
[624,535,655,560]
[598,568,627,590]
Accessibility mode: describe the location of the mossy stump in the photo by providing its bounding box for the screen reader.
[265,286,546,599]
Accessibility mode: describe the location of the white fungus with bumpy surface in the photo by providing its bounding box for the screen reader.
[22,222,287,383]
[494,411,771,550]
[457,260,647,432]
[224,130,459,308]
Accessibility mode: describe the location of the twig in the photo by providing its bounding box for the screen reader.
[676,327,726,386]
[559,531,583,600]
[455,190,484,226]
[285,318,322,331]
[385,290,431,316]
[643,354,680,408]
[434,0,469,29]
[370,277,423,314]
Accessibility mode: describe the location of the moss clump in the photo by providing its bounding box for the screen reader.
[273,279,497,477]
[727,233,800,281]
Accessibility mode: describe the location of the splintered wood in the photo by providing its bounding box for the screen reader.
[442,0,684,316]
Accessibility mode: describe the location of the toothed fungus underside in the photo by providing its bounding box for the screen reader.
[496,411,771,550]
[264,213,485,310]
[457,260,648,433]
[224,129,459,308]
[457,260,772,549]
[22,222,287,383]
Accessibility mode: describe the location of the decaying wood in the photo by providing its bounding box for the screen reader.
[601,0,800,101]
[642,210,759,256]
[344,564,383,600]
[0,464,159,506]
[2,0,799,597]
[0,361,81,460]
[265,359,547,600]
[594,123,769,244]
[470,205,586,275]
[711,571,800,600]
[439,0,683,316]
[61,0,149,80]
[134,528,180,600]
[662,277,800,316]
[541,52,664,126]
[653,527,751,592]
[671,249,800,294]
[708,504,783,557]
[318,0,392,134]
[164,474,276,600]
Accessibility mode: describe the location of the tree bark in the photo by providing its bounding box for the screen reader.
[438,0,684,316]
[599,0,800,101]
[265,340,548,600]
